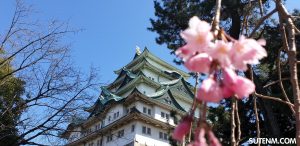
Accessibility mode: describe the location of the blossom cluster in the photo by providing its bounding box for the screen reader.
[172,116,221,146]
[176,16,267,103]
[172,16,267,145]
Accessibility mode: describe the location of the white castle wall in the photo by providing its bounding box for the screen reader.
[134,121,170,146]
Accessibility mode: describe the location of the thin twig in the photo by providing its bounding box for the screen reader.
[248,66,260,145]
[231,98,237,146]
[235,100,241,146]
[255,93,294,107]
[249,8,277,37]
[277,48,295,114]
[258,0,264,17]
[253,96,261,146]
[241,1,252,35]
[263,78,289,88]
[187,73,199,143]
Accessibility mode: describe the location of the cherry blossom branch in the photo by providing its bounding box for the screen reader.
[231,98,237,146]
[235,100,241,146]
[212,0,222,35]
[263,78,289,88]
[253,96,261,146]
[201,102,207,122]
[248,66,261,145]
[187,73,199,143]
[276,0,300,144]
[241,1,253,35]
[277,48,295,114]
[191,73,199,111]
[254,93,294,107]
[258,0,264,17]
[280,24,289,52]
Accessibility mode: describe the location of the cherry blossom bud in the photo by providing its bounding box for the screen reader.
[172,115,193,142]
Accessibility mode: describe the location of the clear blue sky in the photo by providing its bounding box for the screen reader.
[0,0,299,85]
[1,0,187,86]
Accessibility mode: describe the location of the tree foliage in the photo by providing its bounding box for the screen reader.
[0,58,25,145]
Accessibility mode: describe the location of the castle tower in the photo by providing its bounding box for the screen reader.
[61,48,196,146]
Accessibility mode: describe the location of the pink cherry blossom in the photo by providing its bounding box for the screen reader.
[222,86,234,98]
[176,45,195,61]
[208,131,222,146]
[209,40,233,68]
[230,36,267,70]
[187,128,208,146]
[185,53,212,74]
[172,116,193,142]
[180,16,213,53]
[232,76,255,99]
[197,78,223,103]
[222,68,255,99]
[222,68,237,87]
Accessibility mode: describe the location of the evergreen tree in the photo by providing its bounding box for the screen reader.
[0,57,25,146]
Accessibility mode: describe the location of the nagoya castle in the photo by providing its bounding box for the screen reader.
[61,48,196,146]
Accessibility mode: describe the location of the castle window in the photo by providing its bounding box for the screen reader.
[164,133,168,140]
[131,124,135,132]
[142,126,146,134]
[97,139,102,146]
[142,126,151,135]
[147,128,151,135]
[101,120,105,128]
[161,112,170,120]
[159,132,169,140]
[159,132,163,139]
[166,114,170,120]
[148,109,151,115]
[143,107,152,116]
[108,116,111,121]
[118,129,124,138]
[161,112,165,118]
[106,134,113,142]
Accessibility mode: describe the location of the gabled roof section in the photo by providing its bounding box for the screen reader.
[114,48,190,79]
[107,67,138,90]
[156,77,195,99]
[100,86,123,104]
[146,77,195,112]
[89,86,124,117]
[114,74,161,96]
[149,87,186,112]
